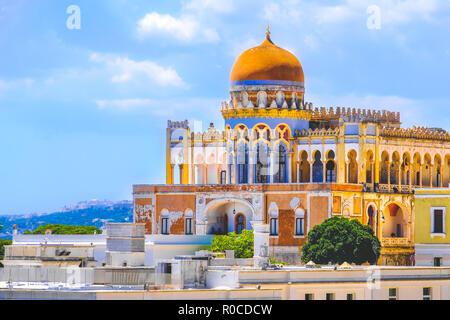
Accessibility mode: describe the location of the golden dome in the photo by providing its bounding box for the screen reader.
[230,30,304,85]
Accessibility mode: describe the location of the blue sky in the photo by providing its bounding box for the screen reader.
[0,0,449,214]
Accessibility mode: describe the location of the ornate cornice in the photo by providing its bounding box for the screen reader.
[222,108,312,121]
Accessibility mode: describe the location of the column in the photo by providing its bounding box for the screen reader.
[387,162,391,190]
[430,164,433,187]
[419,164,423,187]
[249,151,254,184]
[409,164,412,192]
[322,156,326,183]
[309,159,313,183]
[288,152,294,183]
[203,164,208,184]
[170,164,175,185]
[269,151,275,183]
[232,154,237,184]
[371,162,375,184]
[398,164,401,189]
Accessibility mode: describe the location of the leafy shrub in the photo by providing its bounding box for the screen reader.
[301,216,380,265]
[209,229,254,258]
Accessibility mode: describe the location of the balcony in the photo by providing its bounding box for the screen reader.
[381,237,411,247]
[368,183,412,194]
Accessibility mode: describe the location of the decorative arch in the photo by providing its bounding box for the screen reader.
[298,150,310,183]
[274,124,292,145]
[413,152,422,186]
[401,152,411,185]
[251,123,271,145]
[204,198,255,235]
[433,154,442,187]
[380,151,390,184]
[423,153,432,186]
[257,91,268,108]
[273,142,288,183]
[347,149,358,184]
[390,151,400,185]
[325,150,336,182]
[236,143,249,183]
[382,202,410,239]
[365,150,375,184]
[255,141,270,183]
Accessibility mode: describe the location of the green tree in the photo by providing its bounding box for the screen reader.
[301,216,380,265]
[0,239,12,260]
[209,230,254,258]
[24,223,102,235]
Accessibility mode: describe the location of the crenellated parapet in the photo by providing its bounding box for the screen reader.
[310,107,401,124]
[380,126,450,141]
[167,120,189,129]
[295,127,340,137]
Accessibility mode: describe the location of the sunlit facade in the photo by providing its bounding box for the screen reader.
[134,29,450,265]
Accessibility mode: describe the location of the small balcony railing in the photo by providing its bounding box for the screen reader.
[372,184,412,194]
[381,237,411,247]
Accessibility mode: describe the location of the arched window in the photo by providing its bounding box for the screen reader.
[235,214,246,234]
[270,217,278,236]
[326,161,335,182]
[380,152,389,184]
[347,150,358,184]
[275,144,287,183]
[298,151,310,182]
[312,151,323,183]
[269,203,278,236]
[185,210,193,235]
[368,205,375,230]
[237,145,248,183]
[295,208,305,236]
[256,143,269,183]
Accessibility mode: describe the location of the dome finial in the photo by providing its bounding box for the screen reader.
[265,25,274,44]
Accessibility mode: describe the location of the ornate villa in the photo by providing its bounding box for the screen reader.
[133,28,450,265]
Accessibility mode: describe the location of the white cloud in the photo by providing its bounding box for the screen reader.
[182,0,234,13]
[96,98,156,111]
[261,0,448,26]
[90,53,186,88]
[229,38,259,58]
[94,97,225,120]
[137,12,220,43]
[316,4,356,24]
[304,35,319,51]
[381,0,441,24]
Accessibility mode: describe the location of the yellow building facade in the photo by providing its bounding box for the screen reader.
[414,188,450,266]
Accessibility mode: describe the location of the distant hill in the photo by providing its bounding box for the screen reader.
[0,200,133,239]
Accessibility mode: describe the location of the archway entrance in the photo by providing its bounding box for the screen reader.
[382,203,407,238]
[204,199,254,235]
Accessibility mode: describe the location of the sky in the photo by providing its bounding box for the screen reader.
[0,0,449,214]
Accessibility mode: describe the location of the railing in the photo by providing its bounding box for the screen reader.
[375,184,412,194]
[381,237,411,247]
